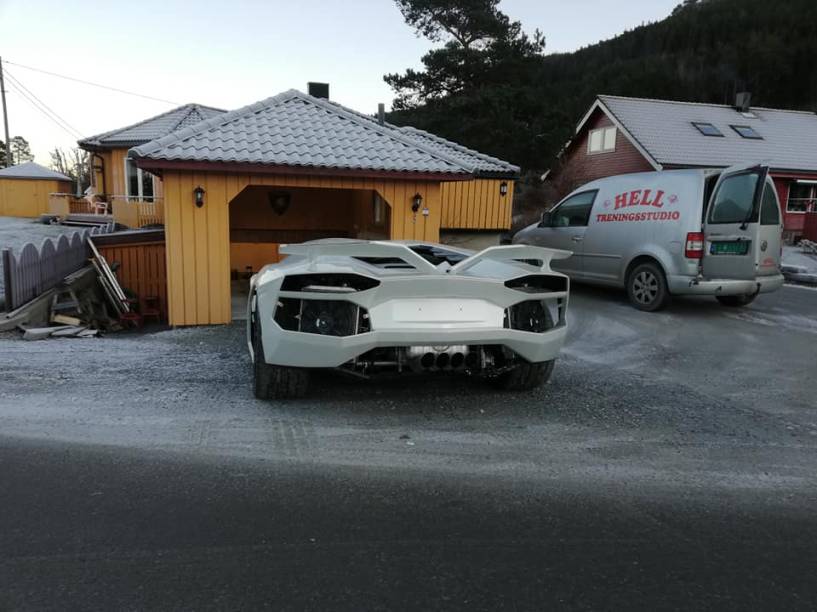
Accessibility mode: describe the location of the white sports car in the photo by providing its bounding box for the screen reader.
[247,240,571,399]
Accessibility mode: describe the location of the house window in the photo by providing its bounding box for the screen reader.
[787,183,816,214]
[588,126,616,154]
[125,158,155,200]
[373,192,386,226]
[730,125,763,139]
[692,122,724,137]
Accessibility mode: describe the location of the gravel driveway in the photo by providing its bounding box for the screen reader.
[2,283,816,609]
[1,285,814,496]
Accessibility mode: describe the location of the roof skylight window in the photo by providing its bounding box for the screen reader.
[692,122,724,137]
[731,125,763,139]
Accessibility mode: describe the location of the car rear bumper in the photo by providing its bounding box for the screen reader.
[260,324,568,368]
[668,273,785,296]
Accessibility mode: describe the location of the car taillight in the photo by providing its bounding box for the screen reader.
[685,232,704,259]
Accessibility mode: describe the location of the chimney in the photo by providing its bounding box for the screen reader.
[307,82,330,99]
[735,91,752,112]
[377,103,385,126]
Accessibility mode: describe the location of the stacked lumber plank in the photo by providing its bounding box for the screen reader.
[13,239,139,339]
[87,239,131,316]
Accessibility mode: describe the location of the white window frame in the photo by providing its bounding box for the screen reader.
[786,183,816,214]
[587,126,616,154]
[124,157,155,200]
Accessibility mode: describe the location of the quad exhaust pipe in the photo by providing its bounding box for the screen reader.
[408,346,471,371]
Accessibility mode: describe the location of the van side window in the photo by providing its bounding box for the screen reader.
[760,182,780,226]
[708,172,759,224]
[550,191,597,228]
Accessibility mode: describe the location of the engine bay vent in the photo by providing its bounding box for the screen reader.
[281,273,380,293]
[504,275,567,293]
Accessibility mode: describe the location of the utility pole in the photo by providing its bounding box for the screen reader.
[0,57,10,167]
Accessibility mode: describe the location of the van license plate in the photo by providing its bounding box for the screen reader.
[710,241,749,255]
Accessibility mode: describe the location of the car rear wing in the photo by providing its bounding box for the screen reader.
[448,245,572,275]
[279,241,572,276]
[279,241,440,273]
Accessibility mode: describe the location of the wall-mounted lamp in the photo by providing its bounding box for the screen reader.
[499,181,509,197]
[411,192,423,213]
[422,206,430,218]
[194,186,205,208]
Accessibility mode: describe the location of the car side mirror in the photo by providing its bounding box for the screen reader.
[537,212,551,228]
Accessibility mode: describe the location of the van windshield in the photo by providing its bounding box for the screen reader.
[708,172,759,224]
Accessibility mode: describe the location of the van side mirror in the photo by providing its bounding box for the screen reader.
[538,212,551,228]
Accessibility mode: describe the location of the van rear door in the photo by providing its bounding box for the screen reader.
[756,178,783,277]
[702,165,768,281]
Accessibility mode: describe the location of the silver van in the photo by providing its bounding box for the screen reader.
[513,165,784,311]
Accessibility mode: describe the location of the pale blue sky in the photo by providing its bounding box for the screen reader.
[0,0,679,161]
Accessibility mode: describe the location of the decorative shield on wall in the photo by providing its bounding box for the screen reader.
[268,192,291,215]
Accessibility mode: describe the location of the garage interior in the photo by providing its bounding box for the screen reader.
[228,183,391,319]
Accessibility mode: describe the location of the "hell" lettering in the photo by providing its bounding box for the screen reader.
[614,189,665,210]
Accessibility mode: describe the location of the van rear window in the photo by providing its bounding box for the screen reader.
[760,183,780,226]
[708,172,759,224]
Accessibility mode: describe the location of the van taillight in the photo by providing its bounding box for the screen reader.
[685,232,704,259]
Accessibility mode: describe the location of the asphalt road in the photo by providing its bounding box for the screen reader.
[0,285,816,610]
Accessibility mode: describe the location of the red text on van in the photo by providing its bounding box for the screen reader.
[614,189,665,210]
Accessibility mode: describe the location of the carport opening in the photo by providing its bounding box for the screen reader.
[228,184,391,319]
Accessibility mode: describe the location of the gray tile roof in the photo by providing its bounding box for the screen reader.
[78,103,226,149]
[131,90,519,178]
[0,161,71,181]
[397,126,519,177]
[315,99,519,176]
[598,95,817,172]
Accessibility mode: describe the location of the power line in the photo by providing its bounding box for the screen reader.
[5,69,83,137]
[4,73,82,139]
[5,78,82,140]
[4,69,83,138]
[4,59,179,106]
[5,80,80,140]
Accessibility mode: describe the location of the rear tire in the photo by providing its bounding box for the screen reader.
[252,309,309,400]
[491,360,555,391]
[626,262,670,312]
[716,294,757,307]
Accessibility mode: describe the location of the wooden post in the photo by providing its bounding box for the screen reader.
[0,57,10,167]
[2,248,12,308]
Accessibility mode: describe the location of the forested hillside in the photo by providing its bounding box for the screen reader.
[385,0,817,174]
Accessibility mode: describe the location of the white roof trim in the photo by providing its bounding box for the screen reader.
[574,99,663,171]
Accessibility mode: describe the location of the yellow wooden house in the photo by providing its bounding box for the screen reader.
[76,103,226,225]
[0,162,72,217]
[87,86,519,326]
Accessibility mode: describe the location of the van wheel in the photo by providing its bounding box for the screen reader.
[626,262,670,312]
[491,360,555,391]
[716,294,756,307]
[252,312,309,400]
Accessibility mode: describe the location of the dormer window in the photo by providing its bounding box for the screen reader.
[588,126,616,154]
[731,125,763,139]
[692,122,723,137]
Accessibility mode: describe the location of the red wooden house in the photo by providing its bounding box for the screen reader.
[548,94,817,241]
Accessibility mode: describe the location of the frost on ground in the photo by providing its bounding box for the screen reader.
[0,216,82,253]
[1,283,816,499]
[782,244,817,283]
